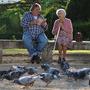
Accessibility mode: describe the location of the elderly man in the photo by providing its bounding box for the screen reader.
[21,3,48,64]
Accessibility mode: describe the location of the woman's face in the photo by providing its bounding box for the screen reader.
[58,11,65,20]
[32,7,41,16]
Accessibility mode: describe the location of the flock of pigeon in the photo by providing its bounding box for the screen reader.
[0,59,90,89]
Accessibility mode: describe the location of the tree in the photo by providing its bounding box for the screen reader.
[66,0,90,40]
[66,0,90,21]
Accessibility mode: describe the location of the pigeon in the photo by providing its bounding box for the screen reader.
[59,59,70,72]
[11,65,26,71]
[66,68,90,85]
[13,75,39,88]
[41,64,61,79]
[26,67,38,75]
[41,63,50,71]
[67,68,90,79]
[47,68,61,79]
[0,70,12,80]
[0,65,26,80]
[39,72,57,87]
[2,69,26,80]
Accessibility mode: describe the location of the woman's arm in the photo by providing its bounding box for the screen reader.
[52,20,58,35]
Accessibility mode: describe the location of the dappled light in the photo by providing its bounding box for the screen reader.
[0,0,20,4]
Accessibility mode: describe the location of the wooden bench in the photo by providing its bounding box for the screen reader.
[0,40,90,63]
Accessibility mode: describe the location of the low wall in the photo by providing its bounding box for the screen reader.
[0,39,90,49]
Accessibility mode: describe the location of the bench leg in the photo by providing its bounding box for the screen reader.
[0,49,2,63]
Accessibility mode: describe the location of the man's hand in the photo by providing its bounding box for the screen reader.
[32,19,38,24]
[30,18,47,26]
[37,18,44,25]
[41,19,47,26]
[30,20,38,25]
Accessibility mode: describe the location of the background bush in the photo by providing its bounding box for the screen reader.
[66,0,90,40]
[0,0,90,40]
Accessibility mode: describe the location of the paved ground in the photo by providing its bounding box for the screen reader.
[0,60,90,90]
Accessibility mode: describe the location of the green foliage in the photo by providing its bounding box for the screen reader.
[0,0,90,40]
[0,0,68,39]
[0,8,22,39]
[67,0,90,21]
[66,0,90,40]
[45,8,58,39]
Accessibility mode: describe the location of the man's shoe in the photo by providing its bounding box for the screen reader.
[30,55,36,64]
[30,59,35,64]
[35,55,42,64]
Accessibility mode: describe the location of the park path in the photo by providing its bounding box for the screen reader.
[0,59,90,90]
[0,52,90,90]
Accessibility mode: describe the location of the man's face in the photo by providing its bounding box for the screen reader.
[32,7,41,15]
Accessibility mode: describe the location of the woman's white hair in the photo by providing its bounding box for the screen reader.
[56,9,66,16]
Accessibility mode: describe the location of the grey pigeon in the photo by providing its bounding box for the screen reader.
[66,68,90,85]
[26,66,38,75]
[0,65,26,80]
[0,70,12,80]
[41,64,50,71]
[41,64,61,79]
[2,69,26,80]
[48,68,61,79]
[11,65,26,71]
[14,75,39,88]
[39,72,57,87]
[59,59,70,72]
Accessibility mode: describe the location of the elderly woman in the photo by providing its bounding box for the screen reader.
[21,3,48,64]
[52,9,73,63]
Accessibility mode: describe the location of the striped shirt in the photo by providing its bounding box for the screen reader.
[21,12,47,39]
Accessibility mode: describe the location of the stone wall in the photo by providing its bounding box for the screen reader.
[0,40,90,49]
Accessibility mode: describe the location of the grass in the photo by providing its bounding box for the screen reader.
[3,49,28,54]
[3,49,90,54]
[67,50,90,54]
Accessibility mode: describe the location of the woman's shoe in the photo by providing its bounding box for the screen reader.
[58,57,61,64]
[62,58,66,61]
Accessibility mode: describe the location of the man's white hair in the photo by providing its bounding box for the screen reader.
[56,9,66,16]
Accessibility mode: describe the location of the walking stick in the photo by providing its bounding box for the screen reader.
[52,26,61,55]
